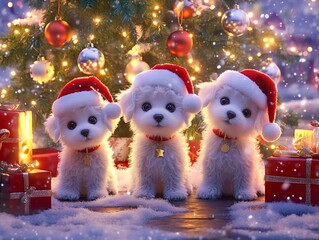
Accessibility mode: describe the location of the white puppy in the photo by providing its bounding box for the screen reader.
[118,64,201,201]
[197,70,281,201]
[45,76,121,201]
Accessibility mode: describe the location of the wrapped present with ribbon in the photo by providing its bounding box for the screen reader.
[0,104,32,164]
[32,148,60,177]
[265,155,319,205]
[0,161,51,215]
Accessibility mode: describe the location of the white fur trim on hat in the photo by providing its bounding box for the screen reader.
[261,122,281,142]
[52,91,101,116]
[217,70,267,109]
[133,69,188,95]
[104,102,121,119]
[183,94,202,113]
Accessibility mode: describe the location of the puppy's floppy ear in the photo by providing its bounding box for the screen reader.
[102,102,121,132]
[44,114,60,142]
[117,89,136,122]
[198,82,218,108]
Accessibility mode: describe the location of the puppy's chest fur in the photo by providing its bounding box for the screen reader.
[208,134,248,169]
[133,135,186,172]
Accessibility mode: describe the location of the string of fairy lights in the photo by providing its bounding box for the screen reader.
[0,0,316,107]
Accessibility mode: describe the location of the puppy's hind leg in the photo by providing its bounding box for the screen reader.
[197,158,222,199]
[133,174,156,199]
[233,169,257,201]
[86,168,109,200]
[163,170,188,201]
[56,172,81,201]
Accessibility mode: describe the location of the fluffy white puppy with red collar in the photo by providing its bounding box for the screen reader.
[118,64,201,201]
[197,69,281,201]
[45,76,121,201]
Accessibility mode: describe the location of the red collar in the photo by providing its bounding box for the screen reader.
[146,135,175,142]
[212,129,236,140]
[78,145,101,153]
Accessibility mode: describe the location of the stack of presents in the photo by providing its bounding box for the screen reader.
[265,128,319,205]
[1,106,318,215]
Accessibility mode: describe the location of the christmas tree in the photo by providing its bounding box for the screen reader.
[0,0,294,144]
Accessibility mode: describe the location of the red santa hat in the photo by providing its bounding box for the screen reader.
[52,76,120,119]
[216,69,281,142]
[132,63,201,113]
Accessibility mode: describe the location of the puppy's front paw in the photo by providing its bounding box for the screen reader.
[197,186,221,199]
[56,190,80,201]
[235,190,257,201]
[133,189,155,199]
[164,190,187,201]
[87,190,108,201]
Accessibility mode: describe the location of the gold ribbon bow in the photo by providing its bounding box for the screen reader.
[0,161,51,214]
[20,186,36,204]
[0,160,37,173]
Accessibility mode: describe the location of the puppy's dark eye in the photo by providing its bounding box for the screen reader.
[242,109,252,118]
[67,121,77,130]
[220,97,230,105]
[88,116,97,124]
[142,102,152,112]
[166,103,176,113]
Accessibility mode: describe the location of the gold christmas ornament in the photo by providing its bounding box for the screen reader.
[125,58,150,84]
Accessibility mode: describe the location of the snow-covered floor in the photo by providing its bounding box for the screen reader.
[1,169,319,239]
[226,201,319,239]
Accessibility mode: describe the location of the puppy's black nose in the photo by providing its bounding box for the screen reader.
[227,111,236,119]
[153,114,164,123]
[81,129,90,137]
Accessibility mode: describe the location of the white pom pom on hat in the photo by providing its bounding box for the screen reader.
[132,63,202,114]
[52,76,120,117]
[216,69,281,142]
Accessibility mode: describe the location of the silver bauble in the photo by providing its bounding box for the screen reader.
[30,57,55,84]
[221,4,250,37]
[77,43,105,75]
[261,59,281,84]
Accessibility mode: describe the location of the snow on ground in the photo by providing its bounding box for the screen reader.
[0,173,188,240]
[224,201,319,239]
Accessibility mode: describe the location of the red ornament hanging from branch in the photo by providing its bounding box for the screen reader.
[44,0,72,47]
[167,1,193,58]
[173,0,195,20]
[167,29,193,57]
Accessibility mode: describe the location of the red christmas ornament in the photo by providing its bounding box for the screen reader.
[44,19,72,47]
[174,0,195,19]
[167,30,193,57]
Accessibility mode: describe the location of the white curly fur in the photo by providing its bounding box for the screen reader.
[118,85,197,201]
[45,103,120,201]
[197,82,268,201]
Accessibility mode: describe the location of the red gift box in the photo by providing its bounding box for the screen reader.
[265,157,319,205]
[0,169,51,215]
[32,148,60,177]
[0,108,32,164]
